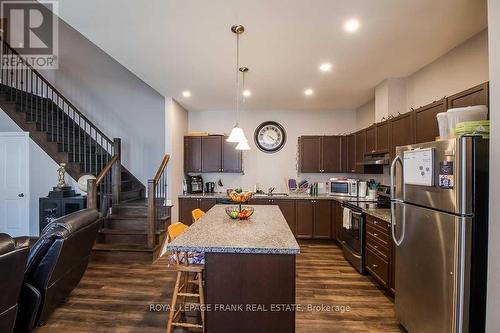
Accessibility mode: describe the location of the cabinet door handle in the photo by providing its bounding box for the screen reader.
[374,245,378,249]
[374,221,378,224]
[373,232,378,237]
[372,264,378,269]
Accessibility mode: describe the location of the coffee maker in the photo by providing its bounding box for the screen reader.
[187,175,203,194]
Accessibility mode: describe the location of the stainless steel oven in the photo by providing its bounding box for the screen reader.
[341,203,365,273]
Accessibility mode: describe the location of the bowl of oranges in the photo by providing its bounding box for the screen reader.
[225,206,254,220]
[228,188,253,204]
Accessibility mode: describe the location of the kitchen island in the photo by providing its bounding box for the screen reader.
[166,204,300,333]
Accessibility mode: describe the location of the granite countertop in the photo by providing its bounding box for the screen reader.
[178,193,392,222]
[363,208,391,223]
[179,192,348,201]
[166,205,300,255]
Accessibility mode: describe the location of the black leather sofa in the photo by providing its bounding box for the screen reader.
[0,234,30,333]
[15,208,101,332]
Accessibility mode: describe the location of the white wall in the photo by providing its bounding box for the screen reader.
[487,1,500,331]
[40,11,166,185]
[165,98,189,223]
[0,110,80,236]
[187,109,380,193]
[356,99,375,130]
[406,29,489,110]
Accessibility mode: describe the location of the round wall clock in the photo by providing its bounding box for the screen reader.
[254,121,287,153]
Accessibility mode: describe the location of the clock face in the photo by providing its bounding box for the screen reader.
[254,121,286,153]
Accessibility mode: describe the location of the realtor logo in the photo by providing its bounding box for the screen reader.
[1,0,58,69]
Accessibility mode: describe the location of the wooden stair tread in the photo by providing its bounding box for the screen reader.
[93,243,161,252]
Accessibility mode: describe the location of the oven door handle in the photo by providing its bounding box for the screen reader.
[350,211,363,217]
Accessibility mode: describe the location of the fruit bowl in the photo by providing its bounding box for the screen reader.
[225,206,254,220]
[228,190,253,204]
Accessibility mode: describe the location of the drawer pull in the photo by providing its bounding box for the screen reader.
[372,264,378,268]
[373,233,378,237]
[374,245,378,249]
[374,221,378,224]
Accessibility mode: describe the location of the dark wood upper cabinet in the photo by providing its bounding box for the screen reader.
[202,136,223,172]
[355,130,365,173]
[184,136,202,173]
[447,82,489,110]
[299,136,322,173]
[375,121,389,152]
[295,200,314,239]
[340,136,348,173]
[390,112,415,157]
[365,126,376,153]
[184,135,242,173]
[414,99,447,143]
[313,200,331,239]
[321,136,342,173]
[222,137,242,173]
[346,134,356,173]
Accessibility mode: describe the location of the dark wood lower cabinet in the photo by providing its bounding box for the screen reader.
[295,200,314,239]
[365,214,394,294]
[331,200,343,242]
[179,197,216,225]
[313,200,331,239]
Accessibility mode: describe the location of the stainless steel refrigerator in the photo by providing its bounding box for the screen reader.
[390,137,488,333]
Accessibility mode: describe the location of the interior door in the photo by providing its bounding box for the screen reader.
[393,202,466,333]
[0,133,29,237]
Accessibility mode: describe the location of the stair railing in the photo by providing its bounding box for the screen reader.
[87,138,122,216]
[147,154,170,248]
[0,37,114,174]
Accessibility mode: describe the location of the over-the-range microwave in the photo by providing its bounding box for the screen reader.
[328,178,358,197]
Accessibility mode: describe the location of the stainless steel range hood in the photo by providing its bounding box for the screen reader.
[357,152,391,166]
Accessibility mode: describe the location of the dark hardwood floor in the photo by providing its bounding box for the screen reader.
[35,241,403,333]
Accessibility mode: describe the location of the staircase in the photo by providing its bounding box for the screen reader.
[0,38,170,263]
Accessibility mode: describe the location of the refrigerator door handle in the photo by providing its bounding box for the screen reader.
[390,154,403,201]
[391,201,405,246]
[390,155,405,246]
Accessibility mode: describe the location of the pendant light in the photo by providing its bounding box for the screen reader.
[226,24,249,149]
[235,66,251,150]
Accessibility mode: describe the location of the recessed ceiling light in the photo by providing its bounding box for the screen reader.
[344,19,360,33]
[182,90,191,98]
[304,88,314,96]
[242,89,251,97]
[319,63,332,72]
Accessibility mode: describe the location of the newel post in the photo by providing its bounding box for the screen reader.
[87,178,97,209]
[147,179,155,248]
[112,138,121,205]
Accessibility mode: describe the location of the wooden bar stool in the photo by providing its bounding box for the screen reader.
[166,222,205,333]
[191,209,205,223]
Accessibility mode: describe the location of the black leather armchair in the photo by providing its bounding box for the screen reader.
[0,234,30,333]
[15,208,101,332]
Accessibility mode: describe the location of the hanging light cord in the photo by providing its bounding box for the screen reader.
[235,32,240,125]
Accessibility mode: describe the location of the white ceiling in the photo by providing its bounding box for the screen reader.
[56,0,487,112]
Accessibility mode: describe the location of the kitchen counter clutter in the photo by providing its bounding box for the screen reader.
[178,192,392,223]
[167,205,300,254]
